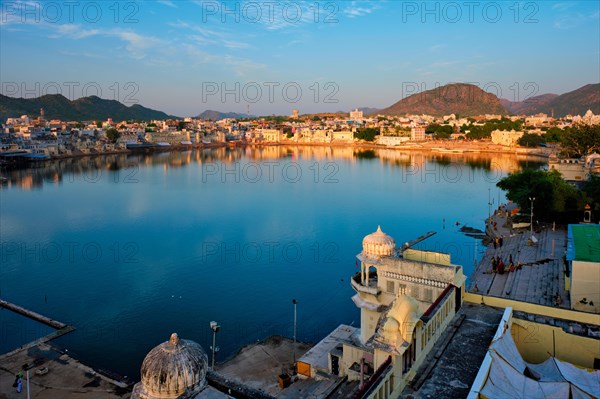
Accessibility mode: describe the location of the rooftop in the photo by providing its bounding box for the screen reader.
[404,303,504,398]
[469,211,571,309]
[0,343,131,399]
[297,325,360,373]
[568,224,600,263]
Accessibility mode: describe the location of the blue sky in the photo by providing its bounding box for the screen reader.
[1,0,599,117]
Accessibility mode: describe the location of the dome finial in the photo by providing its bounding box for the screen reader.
[169,333,179,346]
[362,225,396,257]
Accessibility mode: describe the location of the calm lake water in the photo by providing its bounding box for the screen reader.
[0,146,546,378]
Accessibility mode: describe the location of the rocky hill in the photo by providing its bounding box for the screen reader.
[377,83,507,116]
[0,94,177,121]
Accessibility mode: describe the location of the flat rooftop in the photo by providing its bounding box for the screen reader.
[404,303,504,399]
[469,227,571,309]
[297,324,359,372]
[216,336,312,398]
[0,343,130,399]
[568,224,600,263]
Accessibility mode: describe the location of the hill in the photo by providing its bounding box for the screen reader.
[378,83,507,116]
[0,94,177,121]
[356,107,380,115]
[499,84,599,117]
[500,93,559,115]
[196,110,253,120]
[536,84,599,117]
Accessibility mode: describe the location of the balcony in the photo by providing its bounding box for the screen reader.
[351,271,380,296]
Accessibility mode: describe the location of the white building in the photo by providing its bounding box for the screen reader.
[297,227,466,397]
[350,109,364,120]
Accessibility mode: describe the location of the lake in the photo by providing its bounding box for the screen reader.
[0,146,546,378]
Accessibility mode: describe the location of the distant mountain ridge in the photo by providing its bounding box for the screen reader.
[500,94,559,115]
[377,83,507,116]
[356,107,380,115]
[0,94,178,121]
[501,84,599,117]
[196,110,254,120]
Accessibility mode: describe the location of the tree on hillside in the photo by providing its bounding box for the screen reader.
[560,124,600,157]
[497,169,583,221]
[106,128,121,143]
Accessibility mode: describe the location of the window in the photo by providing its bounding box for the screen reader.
[398,284,407,295]
[412,286,419,298]
[424,288,433,302]
[386,280,395,293]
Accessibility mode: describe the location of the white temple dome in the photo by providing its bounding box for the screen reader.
[133,333,208,399]
[362,226,396,257]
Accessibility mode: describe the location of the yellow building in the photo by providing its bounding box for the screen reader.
[567,224,600,314]
[468,308,600,399]
[490,129,524,146]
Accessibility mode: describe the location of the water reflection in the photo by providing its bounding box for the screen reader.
[1,147,547,190]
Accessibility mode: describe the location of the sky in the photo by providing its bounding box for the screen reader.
[1,0,599,117]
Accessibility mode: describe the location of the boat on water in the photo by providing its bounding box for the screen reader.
[180,141,193,145]
[202,139,211,145]
[156,142,171,147]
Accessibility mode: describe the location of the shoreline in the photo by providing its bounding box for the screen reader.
[2,140,551,167]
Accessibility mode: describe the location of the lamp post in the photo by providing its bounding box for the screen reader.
[529,197,535,239]
[210,321,220,369]
[488,188,491,223]
[292,299,297,368]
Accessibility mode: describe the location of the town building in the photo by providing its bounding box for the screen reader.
[567,224,600,314]
[548,154,600,182]
[410,126,426,141]
[350,109,364,120]
[490,129,525,146]
[296,227,466,397]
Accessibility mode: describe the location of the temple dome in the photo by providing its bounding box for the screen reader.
[362,226,396,257]
[133,333,208,399]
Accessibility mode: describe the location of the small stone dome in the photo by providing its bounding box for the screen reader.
[133,333,208,399]
[362,226,396,257]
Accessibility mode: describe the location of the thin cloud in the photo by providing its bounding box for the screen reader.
[170,20,251,49]
[552,2,577,11]
[343,1,382,18]
[157,0,178,8]
[182,44,265,76]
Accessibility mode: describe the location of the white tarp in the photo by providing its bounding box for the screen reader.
[572,385,595,399]
[480,352,570,399]
[555,358,600,398]
[480,328,600,399]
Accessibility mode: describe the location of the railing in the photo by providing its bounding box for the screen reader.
[352,356,393,399]
[351,272,380,295]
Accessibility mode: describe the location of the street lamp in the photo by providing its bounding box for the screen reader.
[488,188,491,222]
[210,321,220,369]
[292,299,297,367]
[529,197,535,239]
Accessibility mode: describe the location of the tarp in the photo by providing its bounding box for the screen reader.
[480,327,600,399]
[555,358,600,398]
[480,352,570,399]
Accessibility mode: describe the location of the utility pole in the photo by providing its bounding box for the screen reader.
[210,321,220,369]
[529,197,535,243]
[292,299,297,369]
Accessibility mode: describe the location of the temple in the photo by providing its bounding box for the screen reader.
[296,226,466,396]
